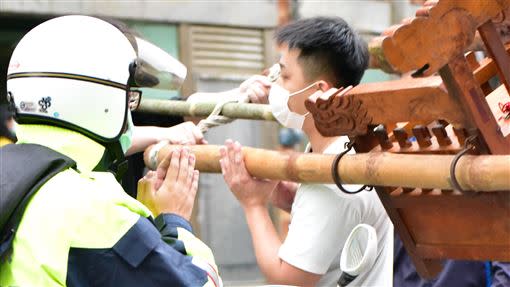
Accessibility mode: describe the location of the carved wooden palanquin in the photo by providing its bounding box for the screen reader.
[307,0,510,278]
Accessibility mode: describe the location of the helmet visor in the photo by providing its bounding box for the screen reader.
[131,37,187,90]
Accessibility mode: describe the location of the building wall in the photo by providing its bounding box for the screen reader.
[0,0,277,28]
[298,0,392,34]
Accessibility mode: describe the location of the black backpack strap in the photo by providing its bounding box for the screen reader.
[0,144,76,260]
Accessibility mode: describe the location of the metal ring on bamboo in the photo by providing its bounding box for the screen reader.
[149,140,169,170]
[449,135,477,194]
[331,141,373,194]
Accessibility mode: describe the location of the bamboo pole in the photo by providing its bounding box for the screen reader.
[137,99,276,121]
[144,144,510,192]
[368,37,397,74]
[367,30,509,73]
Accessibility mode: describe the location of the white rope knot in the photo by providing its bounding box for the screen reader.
[197,94,250,133]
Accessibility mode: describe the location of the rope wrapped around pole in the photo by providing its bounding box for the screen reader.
[144,144,510,192]
[195,96,249,133]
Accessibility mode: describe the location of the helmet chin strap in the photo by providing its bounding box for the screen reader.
[99,80,133,182]
[94,141,128,182]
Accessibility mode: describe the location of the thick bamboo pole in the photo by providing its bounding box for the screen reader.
[137,99,276,121]
[368,34,502,74]
[144,144,510,192]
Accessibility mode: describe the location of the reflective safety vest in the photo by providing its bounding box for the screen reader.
[0,136,13,147]
[0,125,222,287]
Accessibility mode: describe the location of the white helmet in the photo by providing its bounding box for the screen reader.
[7,15,186,144]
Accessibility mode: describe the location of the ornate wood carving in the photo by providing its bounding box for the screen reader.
[305,87,372,137]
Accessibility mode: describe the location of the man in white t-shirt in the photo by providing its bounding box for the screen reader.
[219,16,393,286]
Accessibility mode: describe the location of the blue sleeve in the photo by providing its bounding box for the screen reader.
[154,213,192,255]
[155,213,192,232]
[66,216,208,287]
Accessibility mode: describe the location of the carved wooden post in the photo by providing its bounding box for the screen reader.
[438,55,510,154]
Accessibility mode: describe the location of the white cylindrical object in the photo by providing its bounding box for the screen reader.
[339,224,378,286]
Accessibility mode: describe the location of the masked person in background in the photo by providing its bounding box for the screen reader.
[220,17,393,286]
[0,16,222,287]
[0,102,16,146]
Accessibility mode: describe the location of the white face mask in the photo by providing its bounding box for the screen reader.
[268,82,318,130]
[119,111,134,154]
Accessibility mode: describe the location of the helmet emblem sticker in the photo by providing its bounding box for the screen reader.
[20,101,36,112]
[38,97,52,113]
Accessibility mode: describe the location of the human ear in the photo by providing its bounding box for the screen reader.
[316,80,331,92]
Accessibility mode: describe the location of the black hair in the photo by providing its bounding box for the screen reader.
[275,16,369,87]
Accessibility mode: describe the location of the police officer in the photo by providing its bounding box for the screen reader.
[0,15,221,286]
